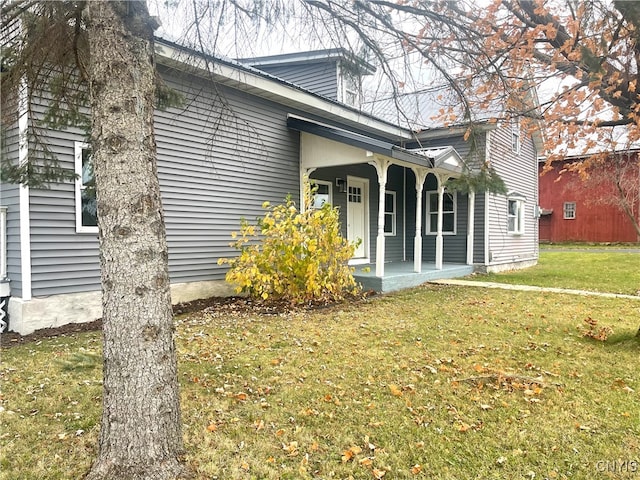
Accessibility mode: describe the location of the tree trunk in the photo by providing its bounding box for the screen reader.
[84,2,187,479]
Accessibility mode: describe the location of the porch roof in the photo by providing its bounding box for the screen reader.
[288,115,463,173]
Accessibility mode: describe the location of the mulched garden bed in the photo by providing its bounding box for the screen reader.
[1,292,373,348]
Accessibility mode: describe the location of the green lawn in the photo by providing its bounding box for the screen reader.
[1,284,639,479]
[476,250,640,295]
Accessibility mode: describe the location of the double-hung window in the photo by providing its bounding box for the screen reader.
[507,194,526,235]
[426,190,456,234]
[512,119,521,153]
[342,73,360,107]
[384,191,396,236]
[75,142,98,233]
[563,202,576,219]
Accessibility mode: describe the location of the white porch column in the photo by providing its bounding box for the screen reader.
[411,168,429,273]
[466,190,475,265]
[435,175,445,270]
[369,157,391,278]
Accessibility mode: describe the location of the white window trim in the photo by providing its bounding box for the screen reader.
[0,206,7,280]
[507,197,525,235]
[384,190,396,237]
[310,179,333,209]
[563,202,576,220]
[75,141,98,234]
[339,61,360,107]
[426,190,457,235]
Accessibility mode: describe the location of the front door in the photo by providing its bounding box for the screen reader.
[347,176,369,260]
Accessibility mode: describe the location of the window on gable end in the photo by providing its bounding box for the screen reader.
[512,118,521,153]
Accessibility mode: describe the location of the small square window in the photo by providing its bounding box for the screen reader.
[348,186,362,203]
[563,202,576,219]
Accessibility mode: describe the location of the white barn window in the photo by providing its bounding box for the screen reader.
[563,202,576,219]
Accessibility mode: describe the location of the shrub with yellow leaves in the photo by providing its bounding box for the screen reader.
[218,180,361,304]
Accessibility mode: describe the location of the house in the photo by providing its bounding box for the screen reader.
[0,39,541,335]
[538,153,640,243]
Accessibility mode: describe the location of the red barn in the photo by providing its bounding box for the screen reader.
[538,153,640,243]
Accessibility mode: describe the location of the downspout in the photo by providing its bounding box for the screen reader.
[18,77,32,302]
[466,190,475,265]
[484,131,492,265]
[403,168,406,262]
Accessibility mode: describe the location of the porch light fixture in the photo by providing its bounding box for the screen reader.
[335,178,347,193]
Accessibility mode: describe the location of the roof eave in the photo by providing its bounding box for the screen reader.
[154,39,403,140]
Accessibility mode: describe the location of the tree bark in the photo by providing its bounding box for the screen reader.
[84,2,187,479]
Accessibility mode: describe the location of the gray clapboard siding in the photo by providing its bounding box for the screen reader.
[486,124,538,264]
[27,118,99,296]
[19,65,302,297]
[383,165,407,262]
[473,193,486,264]
[1,120,23,296]
[157,70,300,285]
[252,63,339,100]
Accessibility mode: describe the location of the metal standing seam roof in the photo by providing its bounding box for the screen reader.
[154,38,411,141]
[288,115,464,173]
[155,38,465,173]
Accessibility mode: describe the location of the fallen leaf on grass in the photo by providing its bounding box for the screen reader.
[372,468,386,478]
[410,464,422,474]
[342,450,354,462]
[283,441,299,456]
[456,422,472,432]
[342,445,363,462]
[206,423,217,432]
[389,384,403,397]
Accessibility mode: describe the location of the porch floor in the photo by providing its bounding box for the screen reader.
[353,261,474,293]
